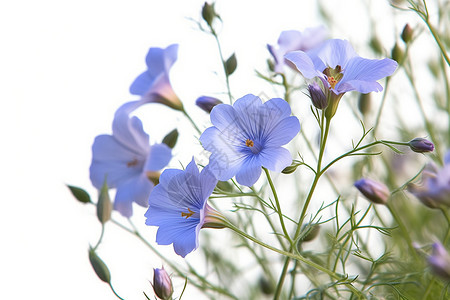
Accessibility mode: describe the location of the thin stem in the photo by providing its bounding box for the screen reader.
[440,208,450,244]
[263,167,293,246]
[109,283,125,300]
[211,30,233,104]
[182,108,201,134]
[93,224,105,251]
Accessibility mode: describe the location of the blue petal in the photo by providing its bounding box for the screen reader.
[311,39,358,69]
[155,220,199,257]
[89,135,144,188]
[210,103,239,132]
[129,71,156,96]
[265,116,300,147]
[284,51,318,79]
[145,143,172,171]
[114,174,153,217]
[259,147,293,172]
[337,57,398,93]
[235,156,262,187]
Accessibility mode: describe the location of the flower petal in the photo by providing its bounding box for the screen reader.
[114,174,154,217]
[284,51,319,79]
[145,143,172,171]
[311,39,358,69]
[259,147,292,172]
[264,116,300,147]
[235,156,262,186]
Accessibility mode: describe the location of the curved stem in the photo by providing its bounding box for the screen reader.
[93,224,105,251]
[181,108,201,134]
[263,167,293,246]
[109,283,125,300]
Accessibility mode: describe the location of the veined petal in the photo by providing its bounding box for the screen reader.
[114,174,154,217]
[259,147,292,172]
[145,143,172,171]
[209,103,239,132]
[235,156,262,186]
[284,51,318,79]
[338,57,397,92]
[337,80,383,94]
[265,116,300,147]
[129,71,155,96]
[312,39,358,69]
[155,220,199,257]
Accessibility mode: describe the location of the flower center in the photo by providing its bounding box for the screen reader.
[245,139,254,147]
[181,207,195,219]
[127,158,139,167]
[323,65,343,89]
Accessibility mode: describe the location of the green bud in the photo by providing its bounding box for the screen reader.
[267,58,275,72]
[67,185,91,204]
[224,53,237,76]
[88,248,111,283]
[391,42,403,63]
[97,180,112,224]
[202,2,218,27]
[297,223,320,251]
[358,92,371,116]
[259,276,275,295]
[369,36,383,55]
[401,24,413,43]
[162,129,179,149]
[282,161,300,174]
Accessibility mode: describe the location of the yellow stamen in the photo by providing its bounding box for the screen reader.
[327,76,338,89]
[181,208,195,219]
[245,139,254,147]
[127,158,139,167]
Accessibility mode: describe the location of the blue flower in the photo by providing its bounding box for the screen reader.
[90,101,172,217]
[129,44,183,110]
[428,242,450,280]
[199,94,300,187]
[267,26,327,73]
[145,159,225,257]
[408,151,450,208]
[285,39,398,95]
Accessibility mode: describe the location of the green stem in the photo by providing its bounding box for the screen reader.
[109,282,125,300]
[93,224,105,251]
[440,208,450,244]
[263,167,293,246]
[182,108,201,134]
[212,30,233,104]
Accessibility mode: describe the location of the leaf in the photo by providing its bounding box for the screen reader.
[224,53,237,76]
[162,129,179,149]
[67,185,91,204]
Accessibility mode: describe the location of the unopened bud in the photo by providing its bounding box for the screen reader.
[97,180,112,224]
[401,24,413,43]
[196,96,223,113]
[391,42,403,63]
[308,82,328,109]
[259,276,275,295]
[354,178,390,204]
[152,267,173,300]
[88,248,111,283]
[409,138,434,153]
[282,161,300,174]
[202,2,219,28]
[428,242,450,280]
[162,129,179,149]
[369,35,383,55]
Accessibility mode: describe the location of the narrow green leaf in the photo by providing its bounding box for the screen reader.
[162,128,179,149]
[67,185,91,204]
[224,53,237,76]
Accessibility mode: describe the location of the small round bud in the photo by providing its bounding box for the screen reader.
[259,276,275,295]
[391,42,403,63]
[153,267,173,300]
[196,96,223,113]
[354,178,390,205]
[408,138,434,153]
[308,82,328,109]
[401,24,413,43]
[88,248,111,283]
[202,2,219,28]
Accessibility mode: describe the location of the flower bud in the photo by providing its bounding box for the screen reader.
[259,276,275,295]
[97,180,112,224]
[88,248,111,283]
[152,267,173,300]
[408,138,434,153]
[401,24,413,43]
[354,178,390,204]
[162,129,179,149]
[428,242,450,280]
[391,42,403,63]
[308,82,328,109]
[202,2,219,28]
[196,96,223,113]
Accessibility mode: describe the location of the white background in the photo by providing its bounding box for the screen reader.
[0,0,424,299]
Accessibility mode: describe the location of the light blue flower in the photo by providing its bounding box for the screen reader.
[428,242,450,280]
[129,44,183,110]
[408,151,450,208]
[90,101,172,217]
[145,159,224,258]
[199,94,300,187]
[285,39,398,95]
[267,26,327,73]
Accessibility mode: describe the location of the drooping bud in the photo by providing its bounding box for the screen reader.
[88,248,111,283]
[428,242,450,280]
[196,96,223,113]
[358,92,371,116]
[308,82,328,109]
[401,24,413,43]
[354,178,390,204]
[97,180,112,224]
[408,138,434,153]
[152,267,173,300]
[162,129,179,149]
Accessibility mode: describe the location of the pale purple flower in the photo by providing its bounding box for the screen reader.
[90,101,172,217]
[129,44,183,110]
[354,178,390,204]
[285,39,398,95]
[268,26,327,73]
[199,94,300,187]
[428,242,450,280]
[152,267,173,300]
[408,151,450,208]
[145,159,225,257]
